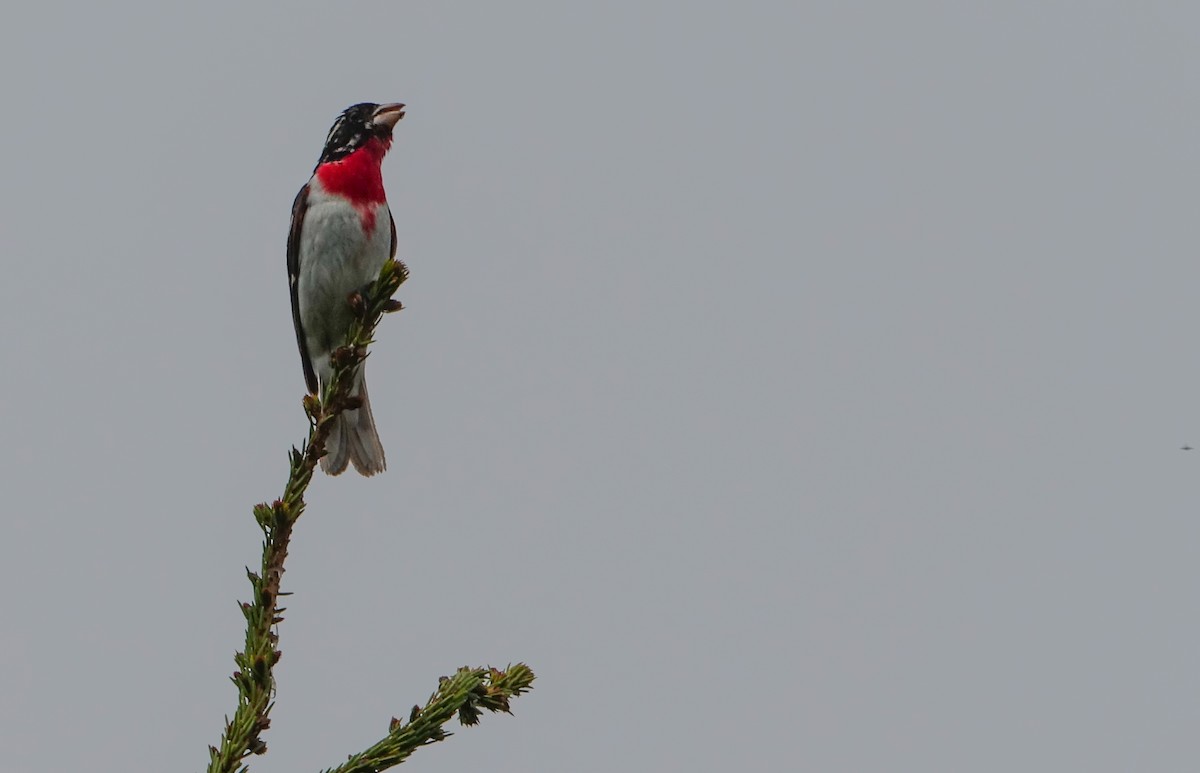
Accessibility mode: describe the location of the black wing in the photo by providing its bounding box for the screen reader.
[389,207,398,258]
[287,184,319,394]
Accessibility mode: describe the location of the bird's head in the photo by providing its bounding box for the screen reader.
[316,102,405,167]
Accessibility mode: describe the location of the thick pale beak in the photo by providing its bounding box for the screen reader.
[372,103,406,129]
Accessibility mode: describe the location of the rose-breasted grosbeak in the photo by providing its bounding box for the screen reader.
[288,102,405,476]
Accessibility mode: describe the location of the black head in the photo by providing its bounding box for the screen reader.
[316,102,405,166]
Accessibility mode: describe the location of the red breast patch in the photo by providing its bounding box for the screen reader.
[315,138,390,232]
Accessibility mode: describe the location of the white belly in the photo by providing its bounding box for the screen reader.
[297,189,391,384]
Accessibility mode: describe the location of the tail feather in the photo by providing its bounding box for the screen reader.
[345,376,386,476]
[320,366,387,477]
[321,412,351,476]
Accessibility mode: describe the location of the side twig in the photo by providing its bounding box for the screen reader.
[322,664,536,773]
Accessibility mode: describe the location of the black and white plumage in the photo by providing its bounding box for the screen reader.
[287,102,404,476]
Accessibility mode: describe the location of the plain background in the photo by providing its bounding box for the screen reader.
[1,3,1198,771]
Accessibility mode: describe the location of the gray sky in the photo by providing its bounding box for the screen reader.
[1,2,1197,771]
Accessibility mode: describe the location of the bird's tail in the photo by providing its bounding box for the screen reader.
[321,366,387,477]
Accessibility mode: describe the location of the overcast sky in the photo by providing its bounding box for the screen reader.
[1,3,1198,771]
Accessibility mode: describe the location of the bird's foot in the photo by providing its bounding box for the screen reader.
[347,290,367,319]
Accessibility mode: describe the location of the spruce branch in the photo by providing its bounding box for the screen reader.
[206,259,408,773]
[205,257,534,772]
[322,664,537,773]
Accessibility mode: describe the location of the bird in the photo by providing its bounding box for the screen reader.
[1183,444,1193,451]
[288,102,405,476]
